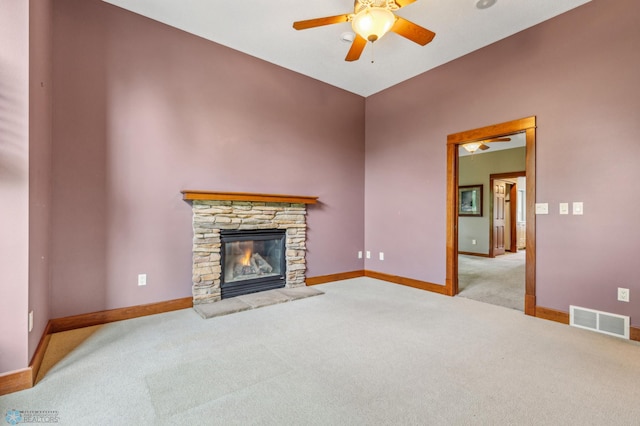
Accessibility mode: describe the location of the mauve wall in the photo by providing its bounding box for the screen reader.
[365,0,640,322]
[0,0,29,372]
[28,0,53,364]
[51,0,365,318]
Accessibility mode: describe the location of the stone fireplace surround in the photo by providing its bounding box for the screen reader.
[182,191,318,305]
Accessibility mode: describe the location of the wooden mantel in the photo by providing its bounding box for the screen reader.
[181,190,318,205]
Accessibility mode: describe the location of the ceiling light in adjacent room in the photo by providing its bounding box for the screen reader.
[476,0,497,10]
[351,7,396,42]
[462,142,482,153]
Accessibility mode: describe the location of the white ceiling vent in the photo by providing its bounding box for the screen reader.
[570,305,630,339]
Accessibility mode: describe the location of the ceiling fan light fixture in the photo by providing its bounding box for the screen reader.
[462,142,482,153]
[351,7,396,42]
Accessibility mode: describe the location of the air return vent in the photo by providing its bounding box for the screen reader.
[570,305,629,339]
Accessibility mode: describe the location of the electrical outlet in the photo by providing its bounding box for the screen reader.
[138,273,147,286]
[472,239,477,245]
[618,288,629,302]
[379,252,384,260]
[366,251,371,259]
[358,251,362,259]
[28,310,33,332]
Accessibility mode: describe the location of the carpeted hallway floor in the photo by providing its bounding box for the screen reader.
[2,277,639,425]
[458,250,525,311]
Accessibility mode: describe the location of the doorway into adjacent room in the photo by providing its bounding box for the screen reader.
[458,169,526,311]
[445,117,537,316]
[489,173,526,258]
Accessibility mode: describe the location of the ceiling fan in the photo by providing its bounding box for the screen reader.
[462,138,512,154]
[293,0,436,62]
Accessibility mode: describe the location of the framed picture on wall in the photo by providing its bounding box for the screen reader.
[458,185,483,217]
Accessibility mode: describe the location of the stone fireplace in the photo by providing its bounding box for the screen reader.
[181,191,318,305]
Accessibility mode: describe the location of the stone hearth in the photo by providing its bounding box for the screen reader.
[182,191,318,305]
[192,286,324,319]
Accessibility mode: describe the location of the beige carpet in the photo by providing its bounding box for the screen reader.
[2,278,639,425]
[458,250,525,311]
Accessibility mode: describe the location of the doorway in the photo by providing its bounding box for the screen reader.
[489,172,526,258]
[457,171,526,311]
[445,117,537,316]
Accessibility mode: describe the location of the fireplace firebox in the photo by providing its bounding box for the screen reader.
[220,229,286,299]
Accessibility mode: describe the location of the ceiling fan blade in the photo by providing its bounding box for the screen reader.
[390,17,436,46]
[345,34,367,62]
[395,0,418,8]
[479,144,490,151]
[293,14,350,30]
[483,137,512,143]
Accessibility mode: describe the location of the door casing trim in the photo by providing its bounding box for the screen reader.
[446,116,537,316]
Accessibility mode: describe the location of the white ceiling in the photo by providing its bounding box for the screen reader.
[101,0,591,97]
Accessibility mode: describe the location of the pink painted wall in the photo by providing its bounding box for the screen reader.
[365,0,640,323]
[28,0,53,362]
[51,0,365,317]
[0,0,30,372]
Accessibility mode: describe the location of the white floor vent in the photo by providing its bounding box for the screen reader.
[570,305,629,339]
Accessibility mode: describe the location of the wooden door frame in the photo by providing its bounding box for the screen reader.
[489,172,525,258]
[508,182,517,253]
[446,116,537,316]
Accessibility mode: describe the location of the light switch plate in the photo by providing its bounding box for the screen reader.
[535,203,549,214]
[573,202,584,215]
[559,203,569,215]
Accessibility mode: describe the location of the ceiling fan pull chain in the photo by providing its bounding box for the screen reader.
[370,43,375,63]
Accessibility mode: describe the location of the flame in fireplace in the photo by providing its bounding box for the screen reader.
[241,248,252,266]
